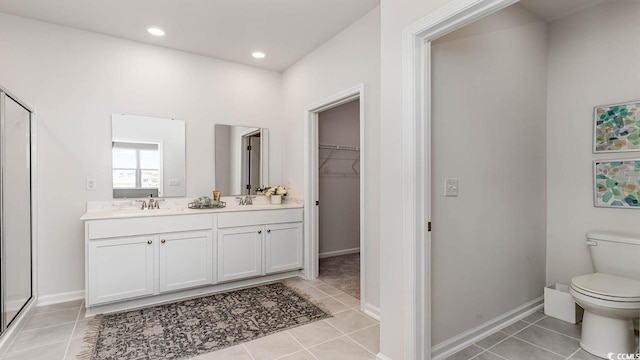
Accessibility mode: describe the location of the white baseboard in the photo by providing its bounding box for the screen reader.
[37,290,85,307]
[363,303,381,321]
[319,248,360,259]
[431,296,544,360]
[376,352,392,360]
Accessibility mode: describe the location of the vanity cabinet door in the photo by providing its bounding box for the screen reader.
[265,222,303,274]
[217,226,263,282]
[88,236,156,305]
[159,230,214,293]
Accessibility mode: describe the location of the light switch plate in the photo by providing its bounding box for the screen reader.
[86,178,96,190]
[169,179,180,186]
[445,178,458,197]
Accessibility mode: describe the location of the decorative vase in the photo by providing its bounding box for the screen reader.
[271,194,282,205]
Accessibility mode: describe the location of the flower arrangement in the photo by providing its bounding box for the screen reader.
[265,186,287,197]
[255,185,270,195]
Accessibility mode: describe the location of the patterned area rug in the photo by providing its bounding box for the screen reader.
[80,282,330,360]
[318,253,360,299]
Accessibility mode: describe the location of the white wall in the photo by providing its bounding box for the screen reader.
[0,13,283,297]
[546,1,640,285]
[379,0,451,357]
[281,7,381,310]
[431,5,547,344]
[318,99,360,255]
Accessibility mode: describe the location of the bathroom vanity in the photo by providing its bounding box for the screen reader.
[81,199,303,316]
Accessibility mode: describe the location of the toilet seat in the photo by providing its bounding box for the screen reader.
[571,273,640,302]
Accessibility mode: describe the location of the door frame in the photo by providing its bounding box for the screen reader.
[303,84,366,310]
[401,0,519,358]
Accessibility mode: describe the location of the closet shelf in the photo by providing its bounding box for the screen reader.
[319,143,360,174]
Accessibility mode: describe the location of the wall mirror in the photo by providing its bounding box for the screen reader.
[214,124,269,196]
[111,114,186,198]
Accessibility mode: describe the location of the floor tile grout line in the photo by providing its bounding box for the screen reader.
[284,331,320,360]
[503,321,534,337]
[62,301,84,359]
[530,323,582,342]
[476,332,513,352]
[11,318,78,334]
[300,331,346,350]
[485,349,511,360]
[344,332,377,356]
[521,315,547,325]
[241,343,257,360]
[565,347,582,359]
[345,322,379,335]
[509,335,579,359]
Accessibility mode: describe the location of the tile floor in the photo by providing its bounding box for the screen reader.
[445,310,606,360]
[0,277,379,360]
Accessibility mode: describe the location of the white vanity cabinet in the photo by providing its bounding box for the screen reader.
[217,226,264,282]
[265,223,303,274]
[87,235,156,305]
[159,230,214,292]
[82,205,304,316]
[216,208,304,283]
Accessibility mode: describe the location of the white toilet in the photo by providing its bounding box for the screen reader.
[570,231,640,358]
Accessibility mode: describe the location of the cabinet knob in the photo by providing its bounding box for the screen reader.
[267,229,271,233]
[258,230,262,234]
[147,240,153,245]
[161,239,166,244]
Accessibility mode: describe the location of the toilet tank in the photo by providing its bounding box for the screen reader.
[587,231,640,280]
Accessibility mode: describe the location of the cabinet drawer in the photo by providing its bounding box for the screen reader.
[88,214,214,239]
[218,209,303,228]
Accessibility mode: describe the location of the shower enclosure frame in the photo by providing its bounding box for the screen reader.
[0,84,37,343]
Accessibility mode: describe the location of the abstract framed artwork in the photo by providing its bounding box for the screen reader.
[594,101,640,153]
[594,159,640,208]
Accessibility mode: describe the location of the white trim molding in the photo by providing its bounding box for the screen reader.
[401,0,519,358]
[303,84,367,312]
[363,303,381,321]
[37,290,85,307]
[431,297,543,360]
[319,247,360,259]
[376,352,393,360]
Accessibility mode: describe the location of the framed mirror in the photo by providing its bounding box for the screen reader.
[214,124,269,196]
[111,114,186,198]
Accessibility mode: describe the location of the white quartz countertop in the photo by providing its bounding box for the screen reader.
[80,197,303,221]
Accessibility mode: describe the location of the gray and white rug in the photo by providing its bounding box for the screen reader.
[80,282,330,360]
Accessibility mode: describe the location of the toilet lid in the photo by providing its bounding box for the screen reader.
[571,273,640,300]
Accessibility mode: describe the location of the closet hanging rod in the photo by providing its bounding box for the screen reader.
[319,144,360,151]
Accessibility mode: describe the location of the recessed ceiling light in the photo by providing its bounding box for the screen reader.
[147,27,165,37]
[252,51,266,59]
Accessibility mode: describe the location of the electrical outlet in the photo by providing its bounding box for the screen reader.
[445,178,458,197]
[86,178,96,190]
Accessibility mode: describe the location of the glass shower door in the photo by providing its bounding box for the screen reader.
[1,92,32,329]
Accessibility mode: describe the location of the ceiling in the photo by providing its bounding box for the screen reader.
[0,0,379,72]
[519,0,610,22]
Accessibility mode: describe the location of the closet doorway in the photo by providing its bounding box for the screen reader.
[304,84,365,309]
[317,99,361,300]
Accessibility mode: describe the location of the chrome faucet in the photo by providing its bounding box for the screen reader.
[134,198,164,210]
[236,195,256,206]
[135,199,148,210]
[154,199,164,209]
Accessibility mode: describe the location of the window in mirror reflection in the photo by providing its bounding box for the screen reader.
[112,142,160,191]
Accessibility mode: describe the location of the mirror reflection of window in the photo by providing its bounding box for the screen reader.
[112,142,160,191]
